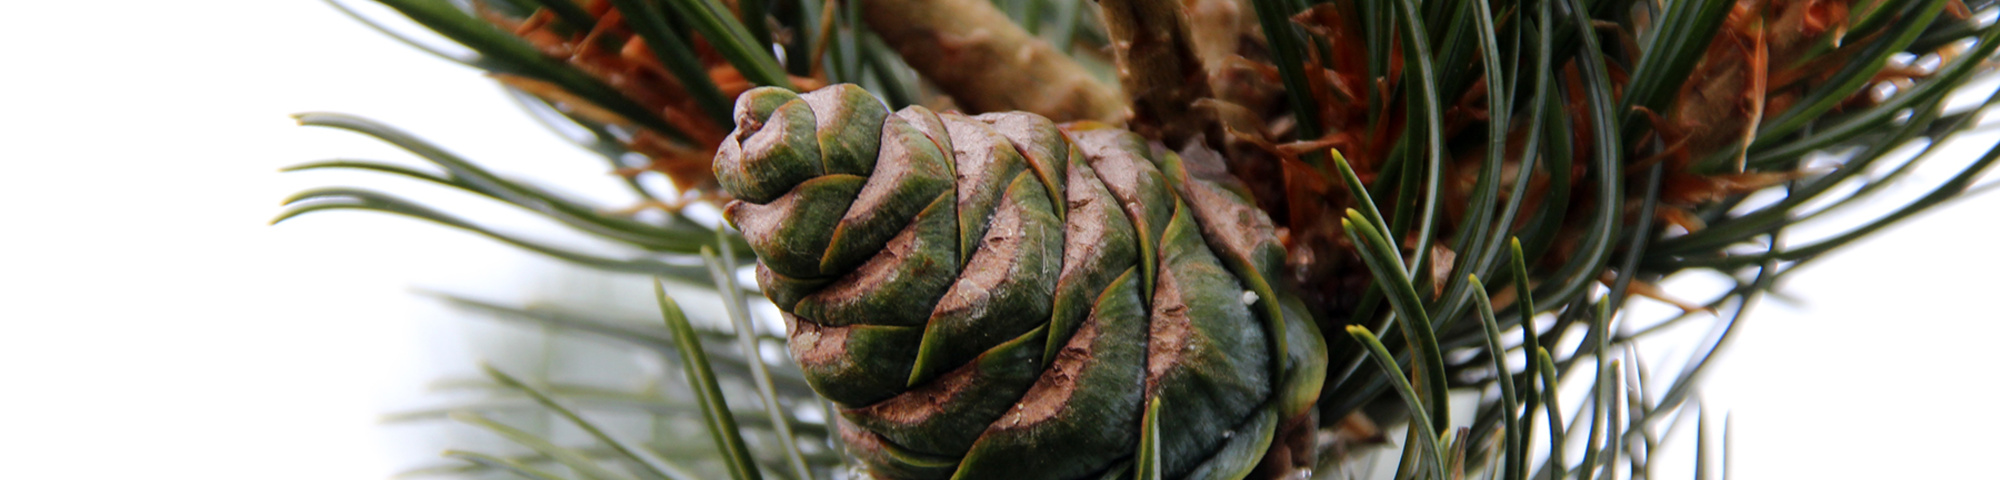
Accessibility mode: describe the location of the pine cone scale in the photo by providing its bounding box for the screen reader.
[977,113,1074,222]
[1143,202,1275,477]
[795,192,960,329]
[845,324,1050,456]
[907,173,1064,387]
[801,85,891,177]
[727,174,864,278]
[785,314,923,407]
[955,269,1149,480]
[941,112,1036,263]
[1044,156,1142,365]
[821,115,956,275]
[715,94,824,204]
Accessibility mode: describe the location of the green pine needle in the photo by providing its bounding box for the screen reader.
[654,280,764,480]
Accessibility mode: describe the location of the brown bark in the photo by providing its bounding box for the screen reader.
[1098,0,1215,143]
[860,0,1128,123]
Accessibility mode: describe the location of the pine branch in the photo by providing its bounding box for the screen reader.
[1097,0,1213,143]
[861,0,1127,123]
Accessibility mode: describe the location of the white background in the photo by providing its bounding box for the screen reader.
[3,2,1997,478]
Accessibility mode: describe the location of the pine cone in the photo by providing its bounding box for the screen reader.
[717,85,1326,480]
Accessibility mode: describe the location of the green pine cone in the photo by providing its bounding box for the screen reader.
[717,84,1326,480]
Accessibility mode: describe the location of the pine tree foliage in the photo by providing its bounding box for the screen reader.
[280,0,2000,479]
